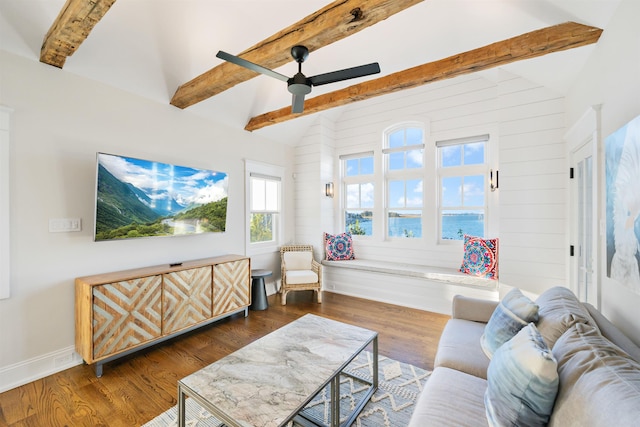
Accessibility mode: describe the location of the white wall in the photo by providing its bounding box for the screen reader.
[296,69,567,300]
[565,0,640,344]
[0,51,294,392]
[292,117,335,260]
[497,72,567,294]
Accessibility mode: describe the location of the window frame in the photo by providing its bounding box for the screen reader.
[245,160,284,256]
[383,123,425,240]
[336,123,497,252]
[436,134,491,243]
[341,151,375,238]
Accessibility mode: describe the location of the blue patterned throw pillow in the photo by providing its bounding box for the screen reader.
[460,234,499,280]
[481,288,539,359]
[324,232,355,261]
[485,323,559,427]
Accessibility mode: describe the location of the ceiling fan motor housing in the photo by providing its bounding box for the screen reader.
[216,44,379,113]
[288,73,312,95]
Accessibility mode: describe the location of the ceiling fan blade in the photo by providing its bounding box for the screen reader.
[216,51,289,82]
[291,93,305,113]
[309,63,381,86]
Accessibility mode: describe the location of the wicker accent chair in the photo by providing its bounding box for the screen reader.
[280,245,322,305]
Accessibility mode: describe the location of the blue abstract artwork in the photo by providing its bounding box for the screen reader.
[606,114,640,293]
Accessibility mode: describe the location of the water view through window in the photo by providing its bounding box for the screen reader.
[346,211,484,239]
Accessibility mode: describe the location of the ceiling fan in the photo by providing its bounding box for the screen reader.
[216,45,381,114]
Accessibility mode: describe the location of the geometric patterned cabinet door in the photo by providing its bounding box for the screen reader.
[162,266,213,334]
[76,254,250,376]
[213,259,250,317]
[92,275,162,359]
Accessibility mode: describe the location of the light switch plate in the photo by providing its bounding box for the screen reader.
[49,218,82,232]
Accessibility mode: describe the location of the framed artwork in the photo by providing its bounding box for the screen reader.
[606,114,640,294]
[95,153,229,241]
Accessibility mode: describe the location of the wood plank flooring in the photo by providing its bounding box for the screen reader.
[0,291,449,427]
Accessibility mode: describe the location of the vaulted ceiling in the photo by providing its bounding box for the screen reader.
[0,0,622,145]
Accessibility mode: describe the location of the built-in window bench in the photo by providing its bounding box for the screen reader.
[321,259,499,315]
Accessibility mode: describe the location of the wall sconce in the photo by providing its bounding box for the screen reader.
[325,182,334,198]
[490,169,499,192]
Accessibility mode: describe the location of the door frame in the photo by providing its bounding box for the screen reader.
[565,106,602,307]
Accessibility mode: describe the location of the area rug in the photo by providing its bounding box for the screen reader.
[142,351,430,427]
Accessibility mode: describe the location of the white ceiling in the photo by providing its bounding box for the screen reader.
[0,0,622,145]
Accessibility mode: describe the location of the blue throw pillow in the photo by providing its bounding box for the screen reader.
[481,288,539,359]
[485,323,559,427]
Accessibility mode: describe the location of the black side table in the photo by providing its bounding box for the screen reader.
[250,269,272,310]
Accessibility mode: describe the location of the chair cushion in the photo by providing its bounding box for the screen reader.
[481,288,539,359]
[285,270,318,285]
[485,323,559,427]
[549,323,640,427]
[283,251,312,270]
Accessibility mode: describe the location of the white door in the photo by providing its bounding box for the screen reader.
[571,140,597,305]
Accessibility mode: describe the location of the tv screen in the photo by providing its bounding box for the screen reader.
[94,153,229,241]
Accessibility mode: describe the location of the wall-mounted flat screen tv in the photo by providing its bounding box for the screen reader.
[94,152,228,241]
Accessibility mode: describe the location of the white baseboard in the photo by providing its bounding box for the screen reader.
[0,346,83,393]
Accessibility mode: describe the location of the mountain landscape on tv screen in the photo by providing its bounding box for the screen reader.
[95,154,228,241]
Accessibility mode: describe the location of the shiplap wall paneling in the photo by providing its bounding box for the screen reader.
[294,119,335,260]
[497,72,567,293]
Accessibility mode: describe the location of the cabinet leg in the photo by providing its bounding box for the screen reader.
[95,363,103,378]
[244,307,248,317]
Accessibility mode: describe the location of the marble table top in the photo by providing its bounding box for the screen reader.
[179,314,377,427]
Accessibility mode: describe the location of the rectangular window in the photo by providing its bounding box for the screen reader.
[342,152,374,236]
[250,174,280,243]
[245,160,284,256]
[384,125,425,239]
[437,135,488,240]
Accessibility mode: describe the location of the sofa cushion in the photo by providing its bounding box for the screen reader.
[481,288,539,359]
[485,323,559,427]
[283,251,312,270]
[409,367,488,427]
[435,318,490,379]
[535,286,599,349]
[583,302,640,363]
[549,323,640,427]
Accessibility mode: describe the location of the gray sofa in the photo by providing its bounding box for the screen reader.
[409,287,640,426]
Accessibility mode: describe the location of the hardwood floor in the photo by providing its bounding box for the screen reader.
[0,291,449,427]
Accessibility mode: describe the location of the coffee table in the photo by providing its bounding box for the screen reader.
[177,314,378,427]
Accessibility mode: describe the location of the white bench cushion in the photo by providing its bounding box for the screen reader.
[322,259,497,289]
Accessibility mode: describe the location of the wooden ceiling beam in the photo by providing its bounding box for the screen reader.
[245,21,603,131]
[169,0,423,109]
[40,0,117,68]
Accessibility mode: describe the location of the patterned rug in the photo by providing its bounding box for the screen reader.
[142,351,430,427]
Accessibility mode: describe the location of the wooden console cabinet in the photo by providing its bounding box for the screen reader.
[75,255,250,376]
